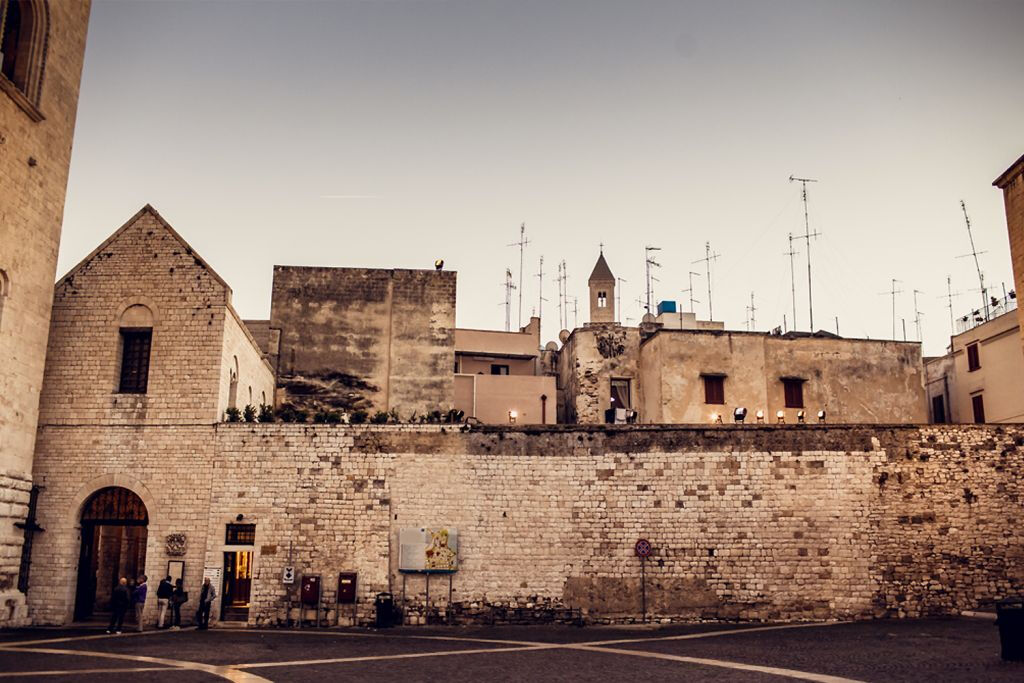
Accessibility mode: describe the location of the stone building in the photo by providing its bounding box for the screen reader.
[558,253,928,425]
[0,0,90,626]
[994,152,1024,357]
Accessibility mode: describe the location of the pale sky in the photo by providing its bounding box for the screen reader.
[60,0,1024,356]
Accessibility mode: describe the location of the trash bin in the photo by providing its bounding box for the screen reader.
[375,592,395,628]
[996,597,1024,661]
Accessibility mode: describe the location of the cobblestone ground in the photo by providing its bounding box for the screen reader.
[0,617,1020,682]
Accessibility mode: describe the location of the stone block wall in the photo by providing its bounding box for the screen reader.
[0,0,91,625]
[994,156,1024,358]
[25,424,1024,626]
[217,309,275,416]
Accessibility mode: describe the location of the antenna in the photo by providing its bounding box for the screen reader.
[959,200,989,322]
[507,223,530,330]
[789,175,821,330]
[878,278,903,340]
[616,277,627,324]
[572,297,579,329]
[784,233,799,330]
[939,275,960,335]
[745,292,757,331]
[681,271,701,314]
[691,242,720,320]
[503,268,516,332]
[912,289,925,342]
[553,261,564,331]
[561,260,569,329]
[535,256,547,324]
[644,246,662,313]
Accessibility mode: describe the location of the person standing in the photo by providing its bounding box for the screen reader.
[131,574,148,632]
[170,578,187,630]
[107,577,130,634]
[196,577,217,630]
[156,576,173,629]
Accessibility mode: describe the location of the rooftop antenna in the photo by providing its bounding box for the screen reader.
[535,256,547,326]
[644,246,662,313]
[507,223,530,330]
[553,261,566,330]
[572,297,579,329]
[681,271,701,314]
[879,278,903,339]
[746,292,757,331]
[790,175,821,330]
[912,289,925,342]
[784,233,800,330]
[692,241,720,320]
[616,277,627,324]
[560,260,569,329]
[503,268,516,332]
[959,200,989,322]
[939,275,960,335]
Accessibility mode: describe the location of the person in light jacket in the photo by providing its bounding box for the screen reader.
[196,577,217,630]
[156,576,173,629]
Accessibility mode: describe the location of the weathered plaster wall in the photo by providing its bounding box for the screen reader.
[27,424,1024,627]
[637,331,927,424]
[0,0,91,623]
[270,267,456,417]
[558,325,641,424]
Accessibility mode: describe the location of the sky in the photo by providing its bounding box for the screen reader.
[59,0,1024,356]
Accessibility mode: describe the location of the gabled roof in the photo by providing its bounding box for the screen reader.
[56,204,232,294]
[588,252,615,283]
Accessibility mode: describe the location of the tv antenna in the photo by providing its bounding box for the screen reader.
[789,175,821,330]
[644,246,662,313]
[681,271,701,314]
[535,256,547,325]
[616,277,627,324]
[502,268,516,332]
[746,292,757,331]
[939,275,960,335]
[507,223,530,329]
[553,261,565,330]
[958,200,989,322]
[692,241,720,320]
[784,233,800,330]
[912,289,925,342]
[572,297,579,329]
[879,278,903,339]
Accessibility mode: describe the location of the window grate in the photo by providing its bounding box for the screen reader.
[225,523,256,545]
[119,329,152,393]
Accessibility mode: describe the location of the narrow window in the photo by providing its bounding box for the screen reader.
[1,0,49,107]
[610,378,631,409]
[0,268,8,331]
[931,395,946,424]
[702,375,725,405]
[966,343,980,372]
[971,394,985,424]
[782,378,804,409]
[490,364,509,375]
[118,329,152,393]
[225,523,256,545]
[597,290,607,308]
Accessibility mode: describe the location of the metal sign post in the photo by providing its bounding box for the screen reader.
[635,538,652,624]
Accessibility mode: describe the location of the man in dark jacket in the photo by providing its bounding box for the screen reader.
[107,577,130,634]
[156,576,173,628]
[131,575,148,632]
[196,577,217,630]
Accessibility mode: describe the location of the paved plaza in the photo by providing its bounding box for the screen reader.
[0,617,1021,681]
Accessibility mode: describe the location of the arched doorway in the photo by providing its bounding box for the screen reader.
[74,487,148,622]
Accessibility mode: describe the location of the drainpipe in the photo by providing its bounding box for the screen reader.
[541,394,548,425]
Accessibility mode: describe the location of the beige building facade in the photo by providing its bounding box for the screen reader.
[994,152,1024,357]
[0,0,90,625]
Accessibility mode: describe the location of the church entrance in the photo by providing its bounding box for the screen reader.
[74,487,149,622]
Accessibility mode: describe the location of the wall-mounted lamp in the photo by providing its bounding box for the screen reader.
[711,412,723,424]
[755,410,765,424]
[508,410,517,424]
[797,410,805,424]
[733,407,747,424]
[236,513,245,521]
[776,410,785,424]
[817,410,826,424]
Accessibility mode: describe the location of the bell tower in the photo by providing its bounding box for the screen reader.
[588,249,615,324]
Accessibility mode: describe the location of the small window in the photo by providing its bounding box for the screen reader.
[225,523,256,545]
[967,343,980,371]
[610,378,631,409]
[118,329,152,394]
[597,290,607,308]
[490,364,509,375]
[782,378,804,409]
[702,375,725,405]
[931,395,946,424]
[971,394,985,424]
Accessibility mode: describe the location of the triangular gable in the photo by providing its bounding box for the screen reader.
[588,252,615,283]
[55,204,233,296]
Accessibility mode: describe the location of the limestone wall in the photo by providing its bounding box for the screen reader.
[26,423,1023,626]
[0,0,91,624]
[994,155,1024,358]
[217,310,276,416]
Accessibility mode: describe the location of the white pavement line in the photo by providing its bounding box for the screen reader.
[0,646,271,683]
[235,644,559,669]
[0,666,170,677]
[569,645,866,683]
[0,629,174,648]
[253,629,556,648]
[584,621,850,646]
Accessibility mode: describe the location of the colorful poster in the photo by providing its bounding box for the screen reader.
[399,527,458,573]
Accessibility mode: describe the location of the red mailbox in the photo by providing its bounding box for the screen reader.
[301,575,321,606]
[337,573,357,604]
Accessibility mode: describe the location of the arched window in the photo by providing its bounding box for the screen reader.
[0,0,50,111]
[118,304,153,394]
[228,356,239,409]
[597,290,607,308]
[0,268,9,331]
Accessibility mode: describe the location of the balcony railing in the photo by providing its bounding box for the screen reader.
[955,291,1018,335]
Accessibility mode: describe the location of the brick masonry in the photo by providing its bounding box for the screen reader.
[26,423,1024,626]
